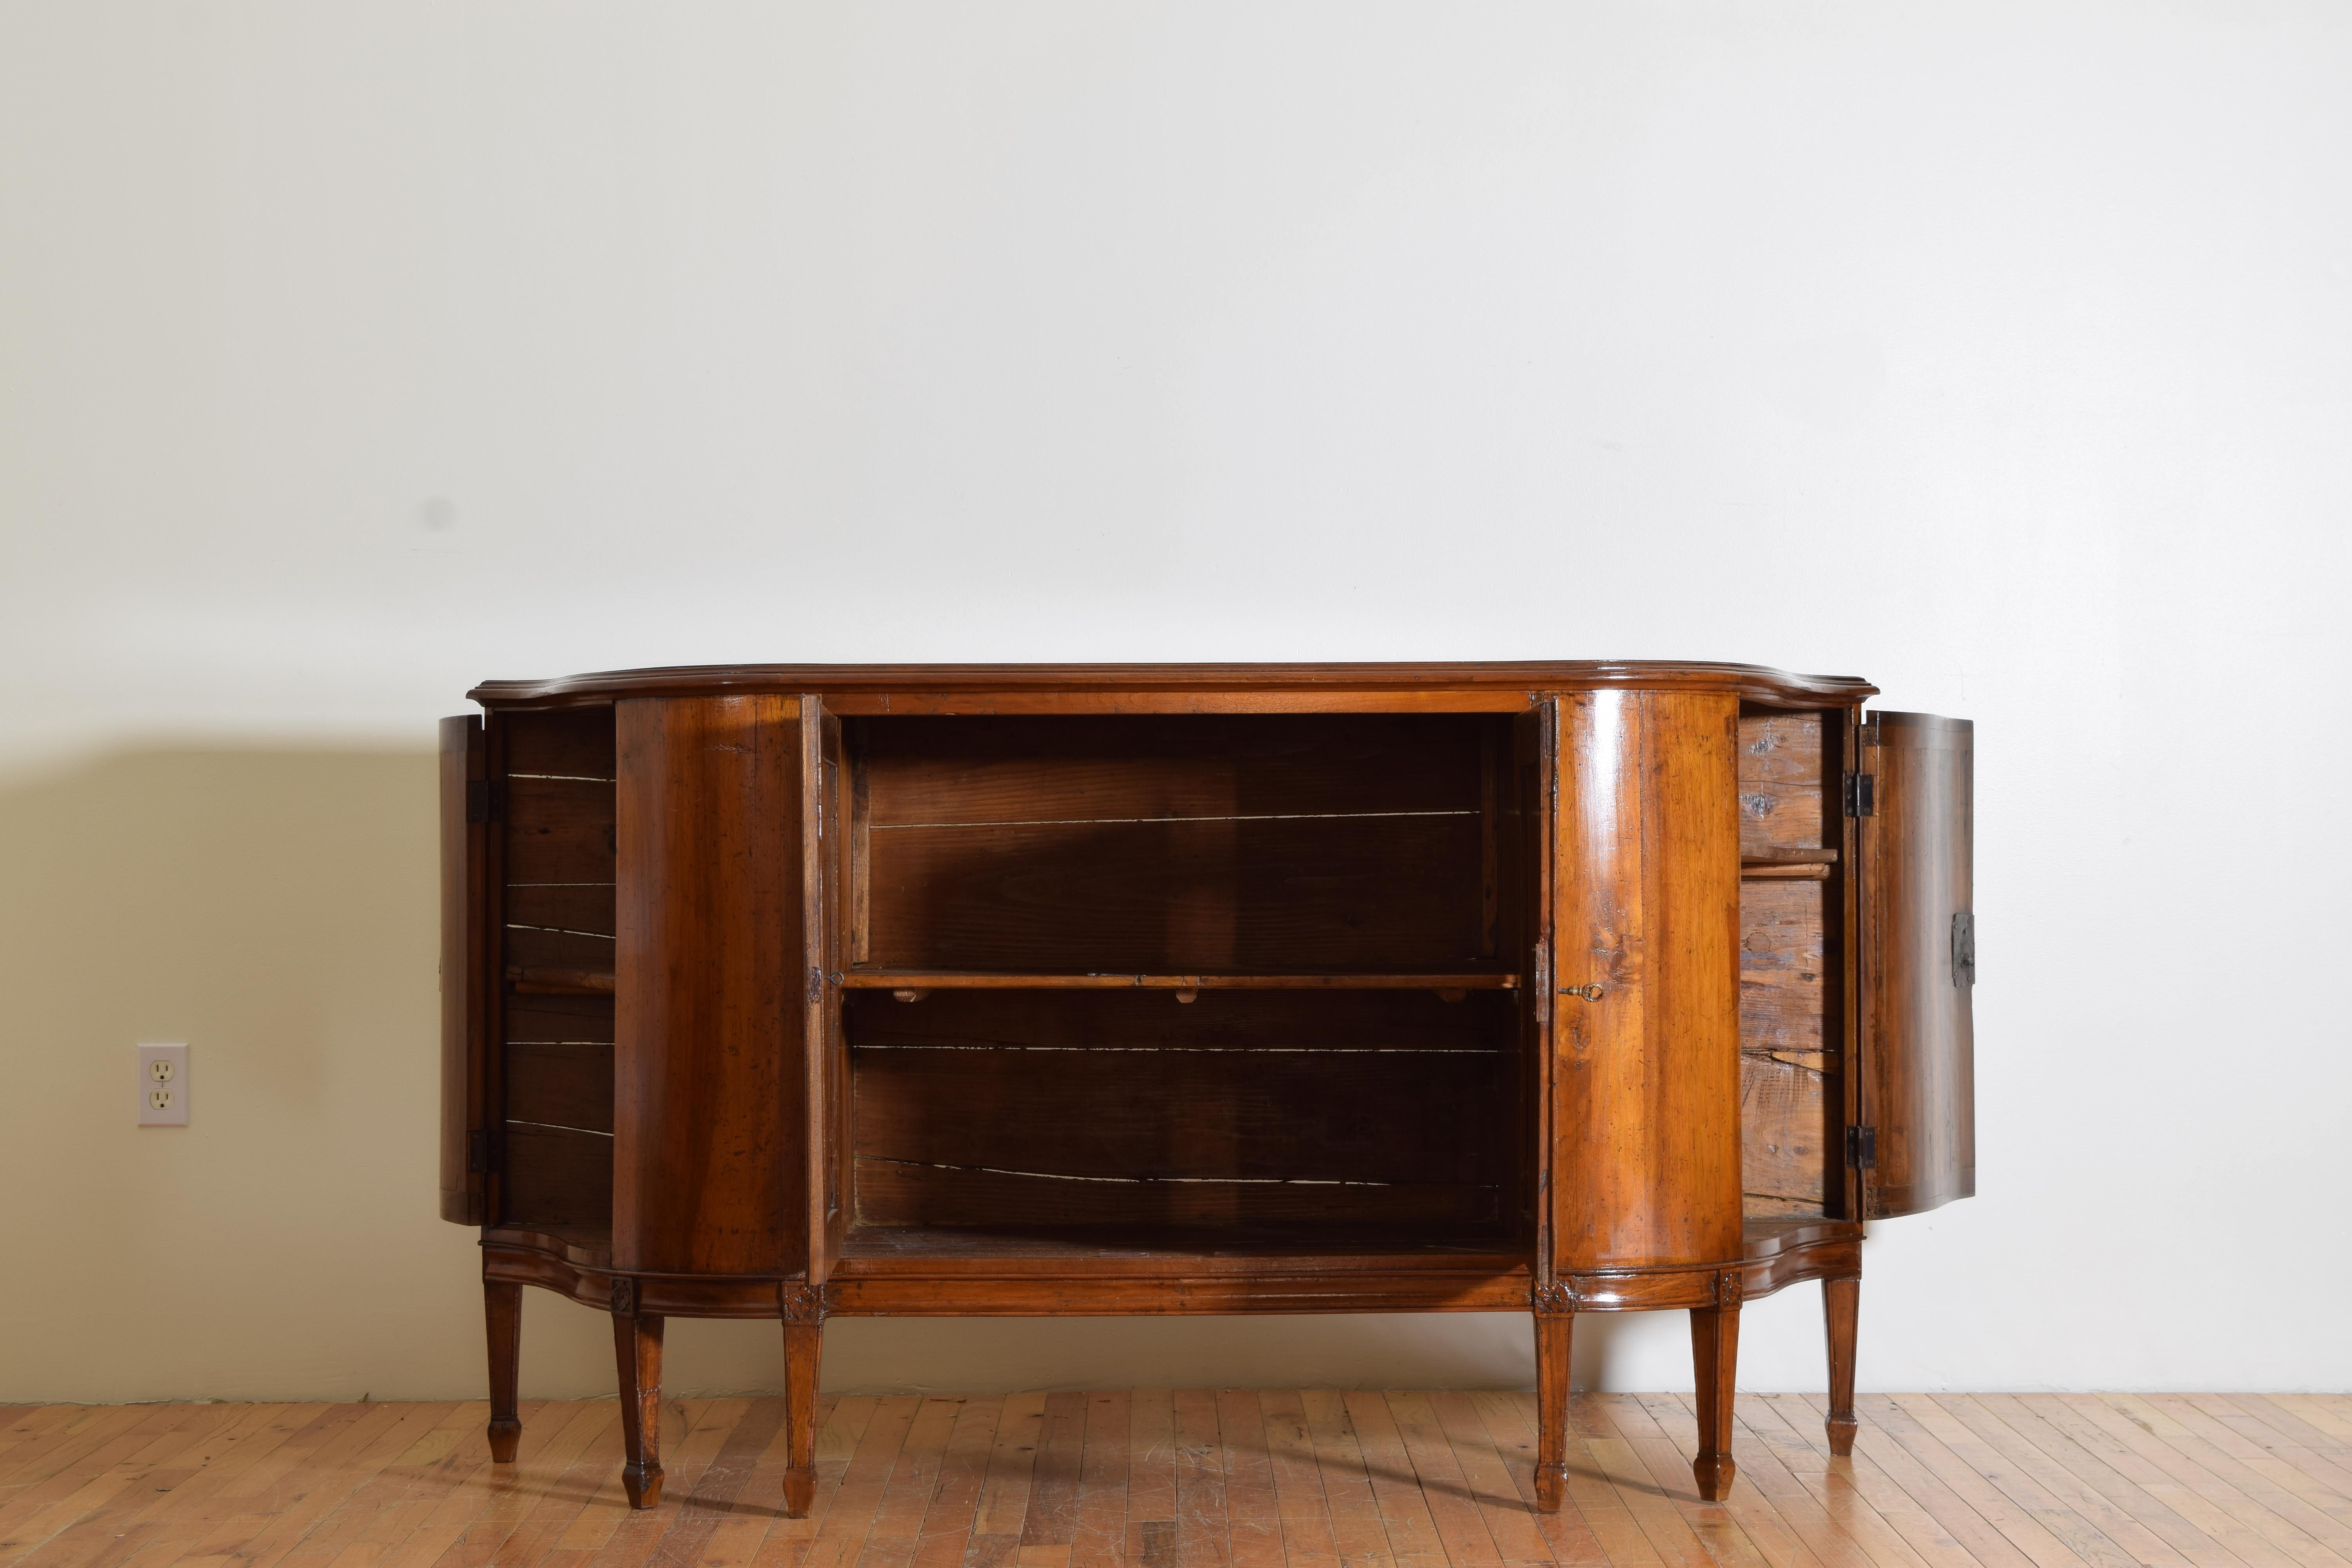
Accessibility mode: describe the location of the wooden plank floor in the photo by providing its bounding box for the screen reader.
[2,1393,2346,1568]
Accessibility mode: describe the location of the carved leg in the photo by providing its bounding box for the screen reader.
[1690,1292,1740,1502]
[780,1311,824,1517]
[1532,1298,1573,1513]
[613,1310,666,1509]
[484,1277,522,1463]
[1824,1276,1859,1457]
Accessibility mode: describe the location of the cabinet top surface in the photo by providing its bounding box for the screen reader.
[470,660,1877,708]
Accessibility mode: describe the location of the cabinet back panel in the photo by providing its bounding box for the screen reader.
[849,986,1515,1236]
[506,1042,616,1134]
[503,706,617,782]
[501,1125,614,1230]
[498,708,617,1234]
[857,714,1488,824]
[1738,711,1831,854]
[855,1047,1505,1186]
[866,816,1485,971]
[506,883,618,939]
[502,777,617,885]
[1737,710,1838,1219]
[1741,880,1829,1056]
[505,992,615,1044]
[846,987,1515,1054]
[855,715,1499,972]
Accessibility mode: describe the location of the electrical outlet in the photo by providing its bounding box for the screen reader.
[138,1044,189,1126]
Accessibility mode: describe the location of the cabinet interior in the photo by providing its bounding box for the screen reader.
[839,713,1535,1255]
[482,702,1851,1252]
[495,707,617,1237]
[1737,706,1846,1223]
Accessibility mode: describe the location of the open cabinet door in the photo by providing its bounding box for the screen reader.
[1858,712,1975,1218]
[439,714,491,1224]
[613,695,811,1276]
[807,698,849,1282]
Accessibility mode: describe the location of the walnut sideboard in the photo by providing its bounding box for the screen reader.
[437,662,1974,1512]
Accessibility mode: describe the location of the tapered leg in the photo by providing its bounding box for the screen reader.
[1690,1301,1740,1501]
[484,1278,522,1463]
[1532,1304,1573,1513]
[780,1317,823,1517]
[613,1312,666,1509]
[1824,1276,1859,1457]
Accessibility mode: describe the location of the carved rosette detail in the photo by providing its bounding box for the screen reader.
[609,1276,641,1317]
[1715,1271,1744,1309]
[1530,1279,1575,1316]
[780,1281,829,1323]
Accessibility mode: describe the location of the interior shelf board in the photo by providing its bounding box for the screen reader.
[838,970,1521,991]
[506,966,615,995]
[1740,847,1838,881]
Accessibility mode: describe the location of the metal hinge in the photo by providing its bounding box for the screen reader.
[1951,911,1976,987]
[1846,1125,1877,1170]
[466,779,504,824]
[468,1128,494,1174]
[1844,774,1876,817]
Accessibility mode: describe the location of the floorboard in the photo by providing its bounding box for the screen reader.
[0,1396,2338,1568]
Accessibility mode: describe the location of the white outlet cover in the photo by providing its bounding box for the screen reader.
[138,1044,188,1126]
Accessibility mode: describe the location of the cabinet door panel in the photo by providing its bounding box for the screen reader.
[809,700,849,1279]
[439,714,490,1225]
[614,695,811,1275]
[1860,711,1975,1218]
[1550,690,1744,1271]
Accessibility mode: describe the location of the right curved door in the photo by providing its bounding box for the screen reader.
[1858,711,1975,1219]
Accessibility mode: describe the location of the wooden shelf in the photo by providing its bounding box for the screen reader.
[506,968,1528,997]
[506,966,614,996]
[838,969,1520,993]
[1741,848,1838,882]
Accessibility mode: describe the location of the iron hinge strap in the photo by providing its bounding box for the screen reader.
[1846,1125,1877,1170]
[1844,774,1876,818]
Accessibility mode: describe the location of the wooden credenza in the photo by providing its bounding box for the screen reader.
[438,662,1973,1512]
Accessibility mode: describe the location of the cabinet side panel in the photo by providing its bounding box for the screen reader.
[615,695,809,1275]
[439,715,488,1225]
[1862,713,1975,1218]
[1552,691,1743,1271]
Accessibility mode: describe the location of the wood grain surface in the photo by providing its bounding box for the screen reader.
[1858,713,1975,1220]
[1550,690,1744,1273]
[473,660,1879,708]
[9,1390,2335,1568]
[614,695,811,1276]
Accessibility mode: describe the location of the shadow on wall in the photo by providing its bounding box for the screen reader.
[0,744,1664,1401]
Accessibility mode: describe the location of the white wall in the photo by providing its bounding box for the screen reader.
[2,1,2346,1401]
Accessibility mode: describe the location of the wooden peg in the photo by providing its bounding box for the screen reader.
[1174,989,1199,1004]
[892,989,929,1004]
[1434,988,1466,1003]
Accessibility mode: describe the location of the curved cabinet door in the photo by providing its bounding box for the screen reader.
[440,713,491,1225]
[614,695,816,1277]
[1549,690,1744,1272]
[1858,711,1975,1219]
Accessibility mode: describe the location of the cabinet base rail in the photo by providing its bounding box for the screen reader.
[480,1224,1861,1514]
